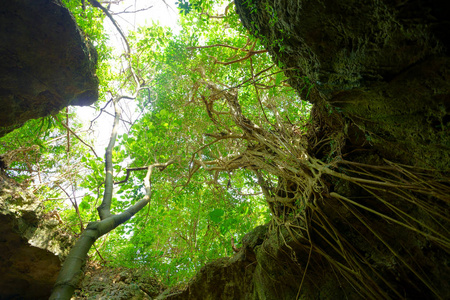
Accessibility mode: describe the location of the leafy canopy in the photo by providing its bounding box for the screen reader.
[0,0,310,286]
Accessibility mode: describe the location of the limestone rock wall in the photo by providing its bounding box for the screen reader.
[0,0,98,136]
[234,0,450,172]
[0,174,74,300]
[231,1,450,299]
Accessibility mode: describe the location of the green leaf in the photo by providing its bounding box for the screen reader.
[79,201,91,211]
[209,208,225,223]
[160,109,168,117]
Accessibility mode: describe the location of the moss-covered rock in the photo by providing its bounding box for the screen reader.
[235,0,450,172]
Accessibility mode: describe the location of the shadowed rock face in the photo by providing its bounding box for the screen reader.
[0,175,74,300]
[235,0,450,93]
[235,0,450,171]
[0,0,98,136]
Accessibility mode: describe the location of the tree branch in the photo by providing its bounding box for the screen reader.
[53,115,99,158]
[115,160,175,184]
[88,0,130,53]
[88,0,141,87]
[90,106,132,124]
[97,98,121,219]
[57,183,84,232]
[114,166,149,184]
[50,159,174,300]
[187,44,262,52]
[66,107,70,153]
[205,48,268,66]
[110,5,153,15]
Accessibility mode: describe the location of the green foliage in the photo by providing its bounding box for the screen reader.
[175,0,203,15]
[62,0,114,101]
[2,0,310,288]
[95,2,308,283]
[0,0,111,234]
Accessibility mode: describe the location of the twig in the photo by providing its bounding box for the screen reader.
[187,44,265,53]
[66,107,70,153]
[207,49,268,66]
[114,166,148,184]
[88,0,131,53]
[53,115,99,158]
[57,183,84,232]
[231,237,240,252]
[93,244,107,263]
[110,5,153,15]
[90,106,132,124]
[250,56,272,125]
[115,162,174,185]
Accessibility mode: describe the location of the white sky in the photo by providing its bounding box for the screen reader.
[75,0,180,155]
[108,0,180,33]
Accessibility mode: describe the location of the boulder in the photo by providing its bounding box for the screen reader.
[0,174,74,300]
[235,0,450,171]
[0,0,98,136]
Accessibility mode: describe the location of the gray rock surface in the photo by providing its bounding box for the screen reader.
[0,174,74,300]
[0,0,98,136]
[235,0,450,171]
